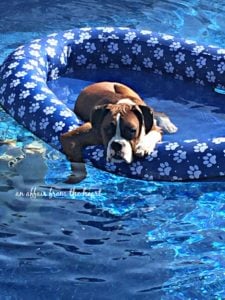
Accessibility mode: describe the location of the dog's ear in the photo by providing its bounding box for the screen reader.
[90,104,110,129]
[137,105,154,134]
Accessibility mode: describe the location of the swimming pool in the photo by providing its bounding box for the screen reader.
[1,0,225,299]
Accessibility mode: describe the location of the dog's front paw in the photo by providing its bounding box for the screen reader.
[135,141,155,157]
[135,130,162,158]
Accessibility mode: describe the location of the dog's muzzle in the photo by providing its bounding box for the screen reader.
[107,139,133,163]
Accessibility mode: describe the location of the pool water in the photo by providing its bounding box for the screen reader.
[1,0,225,299]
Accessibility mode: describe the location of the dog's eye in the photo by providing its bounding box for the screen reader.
[123,127,137,140]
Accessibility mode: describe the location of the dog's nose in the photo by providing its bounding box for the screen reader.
[111,141,122,152]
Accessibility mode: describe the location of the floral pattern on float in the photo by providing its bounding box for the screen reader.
[1,27,225,181]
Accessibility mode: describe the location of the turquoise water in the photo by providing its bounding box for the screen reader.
[1,0,225,299]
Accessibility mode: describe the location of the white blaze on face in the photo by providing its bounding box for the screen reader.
[106,113,133,164]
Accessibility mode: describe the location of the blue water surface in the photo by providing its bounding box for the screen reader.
[1,0,225,299]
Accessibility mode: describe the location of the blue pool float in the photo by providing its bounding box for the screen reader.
[1,27,225,181]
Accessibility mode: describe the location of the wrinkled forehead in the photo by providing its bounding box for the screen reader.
[102,108,141,127]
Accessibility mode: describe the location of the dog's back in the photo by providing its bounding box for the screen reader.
[74,82,143,121]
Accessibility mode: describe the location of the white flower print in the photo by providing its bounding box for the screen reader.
[217,49,225,55]
[194,143,208,152]
[158,162,171,176]
[85,42,96,53]
[140,30,152,35]
[165,142,179,150]
[132,44,141,54]
[39,57,46,67]
[29,102,40,113]
[10,79,20,88]
[147,37,158,47]
[18,106,26,118]
[60,110,73,117]
[29,50,40,58]
[19,90,30,99]
[217,62,225,74]
[143,58,153,68]
[186,66,195,78]
[192,45,205,56]
[30,120,36,132]
[212,137,225,144]
[121,54,132,65]
[154,48,164,60]
[108,42,118,54]
[185,39,196,45]
[47,38,58,46]
[109,63,119,69]
[3,70,12,79]
[106,162,117,172]
[9,107,15,117]
[8,93,16,105]
[50,99,63,105]
[196,57,206,68]
[46,47,56,58]
[146,150,158,161]
[98,33,109,43]
[132,65,141,71]
[39,118,49,130]
[63,32,74,40]
[50,68,59,80]
[53,121,65,132]
[0,84,6,94]
[76,55,87,66]
[165,62,174,73]
[30,43,41,50]
[100,54,108,64]
[0,97,5,105]
[28,59,38,67]
[43,106,56,115]
[98,27,114,33]
[203,153,216,167]
[34,94,46,101]
[68,124,78,131]
[154,69,163,75]
[187,165,202,179]
[130,162,143,175]
[143,174,154,180]
[15,71,27,78]
[169,42,181,51]
[175,74,183,81]
[124,32,136,44]
[206,71,216,83]
[8,62,19,69]
[51,136,60,146]
[31,75,45,83]
[14,49,24,57]
[87,63,97,69]
[175,52,185,64]
[162,34,173,40]
[173,150,187,163]
[24,82,37,89]
[196,78,204,85]
[92,149,104,161]
[41,87,52,94]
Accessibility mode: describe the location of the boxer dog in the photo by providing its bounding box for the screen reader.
[60,82,177,183]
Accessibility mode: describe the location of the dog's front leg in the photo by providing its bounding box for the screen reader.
[135,128,162,157]
[60,122,102,183]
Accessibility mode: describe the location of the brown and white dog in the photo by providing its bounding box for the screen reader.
[60,82,177,182]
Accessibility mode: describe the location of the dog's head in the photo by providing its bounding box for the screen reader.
[91,99,154,163]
